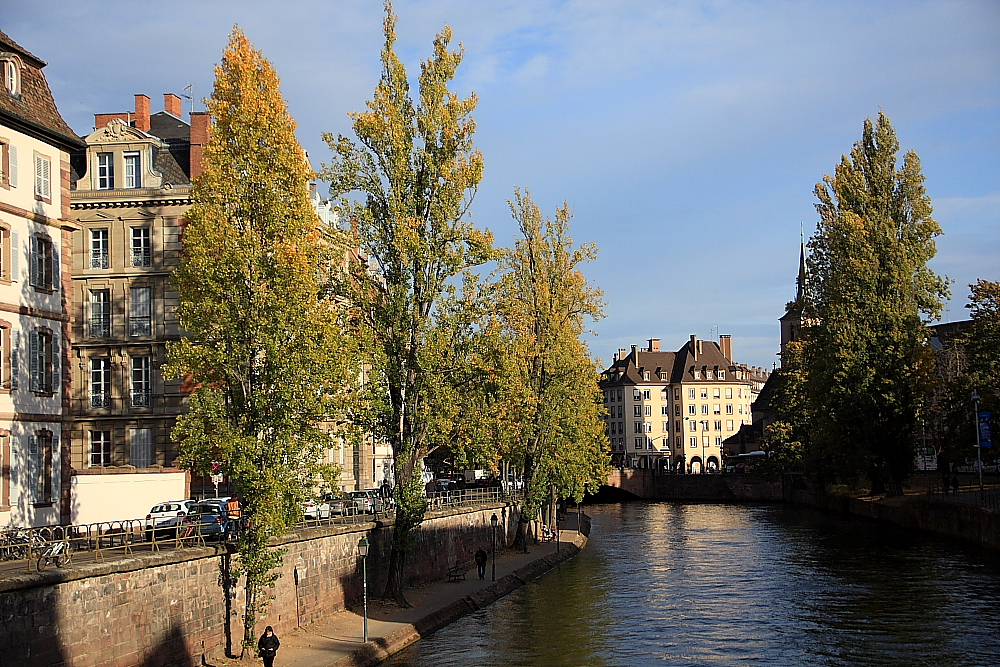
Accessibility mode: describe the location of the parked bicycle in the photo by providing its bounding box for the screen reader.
[36,538,72,570]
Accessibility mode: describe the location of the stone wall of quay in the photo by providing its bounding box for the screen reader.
[0,503,518,667]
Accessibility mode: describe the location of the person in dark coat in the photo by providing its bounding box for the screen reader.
[258,626,280,667]
[952,475,960,494]
[475,547,488,580]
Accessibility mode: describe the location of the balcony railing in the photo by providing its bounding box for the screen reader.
[131,249,151,268]
[90,250,109,269]
[90,391,111,409]
[130,389,151,408]
[129,317,151,337]
[89,318,111,338]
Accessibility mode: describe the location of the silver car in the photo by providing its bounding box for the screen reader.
[348,489,384,513]
[145,500,197,532]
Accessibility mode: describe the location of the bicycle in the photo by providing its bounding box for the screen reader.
[36,538,72,570]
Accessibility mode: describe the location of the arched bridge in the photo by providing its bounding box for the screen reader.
[605,468,783,501]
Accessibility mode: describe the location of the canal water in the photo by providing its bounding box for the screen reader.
[382,502,1000,666]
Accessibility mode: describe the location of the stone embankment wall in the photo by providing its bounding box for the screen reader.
[0,503,518,667]
[607,469,783,501]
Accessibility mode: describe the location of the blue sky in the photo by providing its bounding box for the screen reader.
[6,0,998,368]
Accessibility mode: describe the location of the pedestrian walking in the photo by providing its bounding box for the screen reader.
[225,494,242,541]
[475,547,488,580]
[952,475,960,495]
[258,626,280,667]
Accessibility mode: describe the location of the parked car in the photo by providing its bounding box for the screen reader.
[145,500,198,534]
[179,502,229,538]
[302,499,331,520]
[323,494,352,516]
[348,489,384,514]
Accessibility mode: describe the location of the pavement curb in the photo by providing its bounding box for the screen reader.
[330,536,588,667]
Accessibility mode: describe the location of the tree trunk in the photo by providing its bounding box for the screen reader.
[382,533,409,605]
[220,552,236,658]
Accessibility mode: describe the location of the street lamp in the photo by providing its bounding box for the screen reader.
[973,390,983,492]
[357,536,369,643]
[490,513,498,581]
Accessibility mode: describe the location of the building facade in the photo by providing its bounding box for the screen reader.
[600,335,768,472]
[0,30,85,527]
[67,94,207,522]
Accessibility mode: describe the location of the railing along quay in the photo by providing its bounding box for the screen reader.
[1,487,517,576]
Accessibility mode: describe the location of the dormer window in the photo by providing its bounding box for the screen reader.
[124,152,141,188]
[718,370,726,380]
[643,371,650,381]
[3,59,19,97]
[97,153,114,189]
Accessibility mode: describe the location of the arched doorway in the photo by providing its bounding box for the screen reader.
[690,457,703,474]
[707,456,720,472]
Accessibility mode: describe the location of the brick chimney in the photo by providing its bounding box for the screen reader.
[134,94,150,132]
[648,338,660,352]
[164,93,182,117]
[94,112,129,129]
[618,348,627,362]
[189,111,211,180]
[719,335,732,361]
[690,335,698,361]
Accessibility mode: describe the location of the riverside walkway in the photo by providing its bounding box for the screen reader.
[210,526,587,667]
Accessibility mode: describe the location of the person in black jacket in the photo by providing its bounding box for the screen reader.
[258,626,280,667]
[475,547,488,580]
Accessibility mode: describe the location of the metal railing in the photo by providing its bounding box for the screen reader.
[89,317,111,338]
[925,478,1000,511]
[90,391,111,409]
[131,249,151,268]
[90,250,109,269]
[131,389,151,407]
[129,317,152,337]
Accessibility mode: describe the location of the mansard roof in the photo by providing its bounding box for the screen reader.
[0,28,84,151]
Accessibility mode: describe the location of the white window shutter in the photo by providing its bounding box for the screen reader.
[28,434,37,455]
[10,330,18,390]
[51,333,60,393]
[34,155,42,197]
[42,158,51,199]
[10,230,18,282]
[28,330,38,392]
[8,144,15,188]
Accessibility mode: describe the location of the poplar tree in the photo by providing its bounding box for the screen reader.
[322,3,495,604]
[491,189,607,551]
[166,28,351,655]
[804,112,948,494]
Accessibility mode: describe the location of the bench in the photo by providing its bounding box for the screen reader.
[447,561,470,582]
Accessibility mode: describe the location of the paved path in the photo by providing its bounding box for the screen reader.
[210,528,586,667]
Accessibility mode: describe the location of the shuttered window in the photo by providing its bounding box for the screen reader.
[34,154,51,200]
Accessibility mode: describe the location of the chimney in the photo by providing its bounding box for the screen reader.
[630,345,638,358]
[690,335,698,361]
[618,348,627,362]
[134,94,150,132]
[648,338,660,352]
[164,93,182,117]
[719,334,732,361]
[94,112,130,129]
[189,111,211,180]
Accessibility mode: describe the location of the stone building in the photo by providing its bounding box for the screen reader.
[67,94,208,523]
[0,30,85,527]
[600,335,768,472]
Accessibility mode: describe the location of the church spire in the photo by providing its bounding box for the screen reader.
[795,223,806,303]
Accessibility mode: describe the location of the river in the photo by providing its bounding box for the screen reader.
[382,502,1000,666]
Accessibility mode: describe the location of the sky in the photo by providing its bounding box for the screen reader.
[5,0,998,369]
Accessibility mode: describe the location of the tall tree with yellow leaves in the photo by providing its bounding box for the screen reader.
[167,28,352,655]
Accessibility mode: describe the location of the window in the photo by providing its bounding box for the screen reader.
[131,356,151,407]
[645,422,652,433]
[29,431,53,503]
[634,422,643,433]
[693,371,701,380]
[700,420,709,431]
[661,406,669,415]
[737,388,743,398]
[0,433,9,508]
[643,371,649,381]
[675,420,681,433]
[130,286,152,336]
[659,373,667,381]
[90,430,112,467]
[713,388,721,398]
[706,370,713,380]
[90,358,112,409]
[689,420,696,431]
[124,152,141,188]
[676,437,682,447]
[91,229,109,269]
[726,404,733,414]
[633,390,641,401]
[130,428,153,468]
[700,388,708,398]
[34,154,51,201]
[688,388,695,399]
[726,420,734,431]
[635,437,643,449]
[3,60,19,96]
[718,371,726,380]
[661,388,668,399]
[643,390,651,400]
[97,153,114,189]
[662,421,669,432]
[689,437,697,448]
[603,391,609,403]
[617,406,622,418]
[616,390,622,401]
[715,437,722,447]
[688,404,696,415]
[29,235,54,290]
[725,388,733,399]
[739,405,744,414]
[713,404,721,414]
[28,329,54,393]
[89,289,111,337]
[703,436,710,446]
[644,405,651,416]
[714,420,722,431]
[0,139,12,189]
[674,405,680,416]
[633,405,642,417]
[701,404,709,415]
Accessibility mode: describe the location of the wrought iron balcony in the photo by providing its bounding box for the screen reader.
[90,391,111,409]
[90,250,109,269]
[129,317,152,337]
[89,318,111,338]
[130,389,151,408]
[131,249,151,267]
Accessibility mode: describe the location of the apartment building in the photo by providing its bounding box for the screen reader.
[0,30,85,527]
[600,335,769,472]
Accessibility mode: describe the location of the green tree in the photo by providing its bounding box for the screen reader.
[321,3,495,604]
[490,189,608,550]
[166,28,352,655]
[804,111,948,495]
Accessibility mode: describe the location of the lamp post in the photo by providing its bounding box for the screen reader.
[490,513,498,581]
[357,536,369,643]
[973,390,983,492]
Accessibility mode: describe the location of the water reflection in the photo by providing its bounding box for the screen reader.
[382,503,1000,667]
